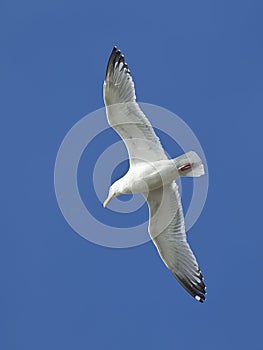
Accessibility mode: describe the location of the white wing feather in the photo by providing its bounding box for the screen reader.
[103,47,167,164]
[145,182,206,302]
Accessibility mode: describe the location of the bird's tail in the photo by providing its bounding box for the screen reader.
[174,151,205,177]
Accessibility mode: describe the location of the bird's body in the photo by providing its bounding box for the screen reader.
[103,47,206,302]
[112,159,179,194]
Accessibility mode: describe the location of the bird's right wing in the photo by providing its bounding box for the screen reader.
[104,47,167,165]
[144,182,206,302]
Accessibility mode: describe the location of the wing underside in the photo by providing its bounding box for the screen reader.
[145,183,206,302]
[104,47,167,164]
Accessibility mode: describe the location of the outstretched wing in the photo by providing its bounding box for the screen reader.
[103,47,167,165]
[145,182,206,302]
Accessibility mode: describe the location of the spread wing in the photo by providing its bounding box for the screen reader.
[103,47,167,165]
[144,182,206,302]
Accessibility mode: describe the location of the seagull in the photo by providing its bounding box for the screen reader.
[103,47,206,302]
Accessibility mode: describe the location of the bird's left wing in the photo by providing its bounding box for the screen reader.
[104,47,167,165]
[144,182,206,302]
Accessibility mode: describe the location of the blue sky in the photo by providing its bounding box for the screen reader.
[1,1,263,349]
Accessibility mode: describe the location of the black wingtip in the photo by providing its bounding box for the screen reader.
[105,46,131,80]
[111,46,118,55]
[175,271,206,303]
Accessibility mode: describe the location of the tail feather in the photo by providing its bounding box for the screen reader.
[174,151,205,177]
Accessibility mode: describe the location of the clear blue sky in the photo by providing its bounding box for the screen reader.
[1,1,263,349]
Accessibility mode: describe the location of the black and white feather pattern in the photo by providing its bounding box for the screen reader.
[104,46,135,104]
[145,183,206,302]
[103,47,167,164]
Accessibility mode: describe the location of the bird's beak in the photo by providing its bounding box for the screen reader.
[103,193,114,207]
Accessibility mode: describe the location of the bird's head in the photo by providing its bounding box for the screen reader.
[103,183,120,207]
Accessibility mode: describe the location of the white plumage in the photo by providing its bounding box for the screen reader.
[103,47,206,302]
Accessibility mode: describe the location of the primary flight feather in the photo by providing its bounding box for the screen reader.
[103,47,206,302]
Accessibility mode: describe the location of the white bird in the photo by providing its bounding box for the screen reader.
[103,47,206,302]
